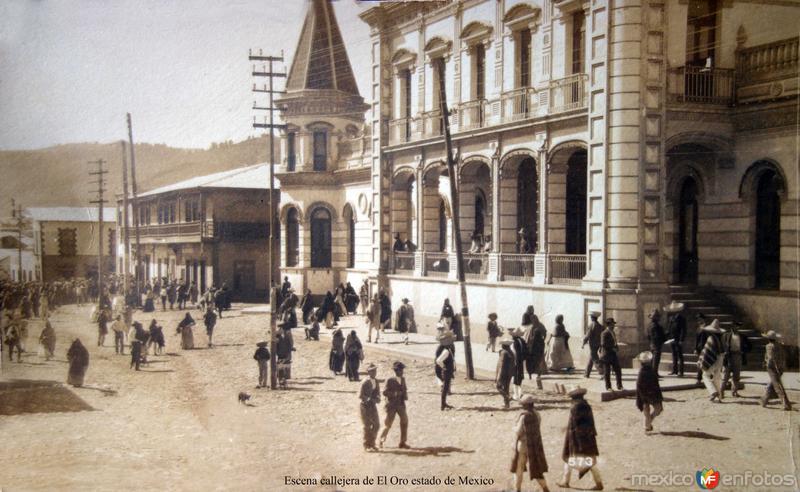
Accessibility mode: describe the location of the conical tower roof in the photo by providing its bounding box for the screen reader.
[285,0,360,97]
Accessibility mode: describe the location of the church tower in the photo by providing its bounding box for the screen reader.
[276,0,373,297]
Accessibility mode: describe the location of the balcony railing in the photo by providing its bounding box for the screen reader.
[500,87,537,123]
[392,252,415,273]
[421,110,443,138]
[667,65,735,105]
[549,254,587,285]
[456,99,487,131]
[737,37,799,85]
[139,221,203,238]
[501,253,536,281]
[424,251,450,277]
[549,73,588,113]
[463,253,487,278]
[388,117,413,145]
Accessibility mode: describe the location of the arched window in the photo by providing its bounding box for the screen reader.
[344,205,356,268]
[474,191,486,238]
[565,151,587,254]
[755,170,781,289]
[438,199,448,252]
[517,157,538,252]
[286,208,299,267]
[310,208,332,268]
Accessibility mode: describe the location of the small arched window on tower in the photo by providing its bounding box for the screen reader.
[310,207,332,268]
[286,132,296,172]
[313,131,327,171]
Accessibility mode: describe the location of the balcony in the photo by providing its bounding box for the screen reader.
[392,252,415,273]
[500,87,537,123]
[736,37,799,105]
[456,99,487,131]
[549,73,588,113]
[138,221,206,243]
[667,65,735,105]
[388,117,413,145]
[421,109,443,138]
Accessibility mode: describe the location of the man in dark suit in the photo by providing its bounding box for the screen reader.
[582,311,604,379]
[665,302,687,376]
[359,363,381,451]
[380,361,410,449]
[646,308,665,377]
[600,318,623,391]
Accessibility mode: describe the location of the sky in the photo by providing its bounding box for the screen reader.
[0,0,374,150]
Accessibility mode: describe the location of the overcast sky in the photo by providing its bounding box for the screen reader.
[0,0,373,150]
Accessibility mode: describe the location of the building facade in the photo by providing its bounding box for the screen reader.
[27,207,117,282]
[117,164,279,301]
[277,0,797,362]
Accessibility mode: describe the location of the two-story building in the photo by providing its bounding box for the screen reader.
[117,164,279,301]
[274,0,798,363]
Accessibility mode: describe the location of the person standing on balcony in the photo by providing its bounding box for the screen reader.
[392,233,405,252]
[518,228,532,254]
[404,238,417,253]
[646,308,665,377]
[583,311,604,379]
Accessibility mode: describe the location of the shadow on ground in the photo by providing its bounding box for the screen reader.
[0,379,95,415]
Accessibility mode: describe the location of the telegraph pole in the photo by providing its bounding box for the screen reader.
[127,114,142,304]
[12,199,24,282]
[89,159,108,313]
[120,140,131,300]
[249,48,286,390]
[437,58,475,379]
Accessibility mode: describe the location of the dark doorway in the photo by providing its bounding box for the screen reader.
[233,260,256,298]
[517,157,538,251]
[199,260,207,292]
[678,178,699,284]
[755,170,781,289]
[565,151,587,254]
[346,207,356,268]
[474,192,486,239]
[438,199,448,252]
[286,208,299,267]
[310,208,332,268]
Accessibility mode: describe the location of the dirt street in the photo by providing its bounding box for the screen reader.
[1,304,797,491]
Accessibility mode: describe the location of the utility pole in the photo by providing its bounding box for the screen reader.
[437,58,475,379]
[120,140,131,300]
[250,48,286,390]
[127,114,142,304]
[12,199,24,282]
[89,159,108,313]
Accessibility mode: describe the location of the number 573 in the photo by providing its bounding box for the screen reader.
[568,457,594,467]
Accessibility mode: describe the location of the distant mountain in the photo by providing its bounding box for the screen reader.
[0,137,270,214]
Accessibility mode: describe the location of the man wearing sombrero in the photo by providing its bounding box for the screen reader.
[664,301,686,377]
[558,386,603,490]
[495,337,515,408]
[698,319,725,402]
[761,330,791,411]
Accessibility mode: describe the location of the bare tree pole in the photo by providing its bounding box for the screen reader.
[437,58,475,379]
[127,114,142,304]
[89,159,108,313]
[120,140,131,300]
[250,48,286,389]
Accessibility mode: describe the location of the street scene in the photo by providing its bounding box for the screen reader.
[1,0,799,491]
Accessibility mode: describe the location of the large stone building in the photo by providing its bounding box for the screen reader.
[277,0,798,362]
[27,207,117,282]
[117,164,279,301]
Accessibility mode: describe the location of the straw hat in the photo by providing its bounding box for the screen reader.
[763,330,782,341]
[638,351,653,364]
[256,341,268,348]
[520,394,536,406]
[702,319,724,334]
[663,301,685,314]
[366,363,378,372]
[588,310,601,319]
[568,386,587,398]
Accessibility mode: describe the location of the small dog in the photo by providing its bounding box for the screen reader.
[237,392,251,404]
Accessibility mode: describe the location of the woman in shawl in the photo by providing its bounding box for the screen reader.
[635,351,664,432]
[143,290,156,313]
[317,291,336,329]
[344,282,359,314]
[38,318,56,361]
[177,312,196,350]
[334,288,347,319]
[300,289,314,325]
[511,395,549,492]
[558,387,603,490]
[344,330,363,381]
[546,315,575,372]
[66,338,90,387]
[148,319,165,355]
[329,327,345,375]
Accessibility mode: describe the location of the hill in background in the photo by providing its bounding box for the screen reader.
[0,136,270,214]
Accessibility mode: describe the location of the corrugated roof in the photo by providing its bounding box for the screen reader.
[27,207,117,223]
[136,163,276,198]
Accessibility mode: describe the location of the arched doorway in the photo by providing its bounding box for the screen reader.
[517,157,538,252]
[310,207,332,268]
[438,199,448,252]
[565,150,587,254]
[344,205,356,268]
[678,177,699,284]
[286,207,299,267]
[755,170,781,289]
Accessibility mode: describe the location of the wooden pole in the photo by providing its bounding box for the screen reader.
[127,114,142,303]
[121,141,131,299]
[437,58,475,379]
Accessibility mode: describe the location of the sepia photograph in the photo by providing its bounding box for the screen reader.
[1,0,798,490]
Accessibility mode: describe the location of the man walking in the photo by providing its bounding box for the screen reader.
[380,361,410,449]
[111,314,127,355]
[511,394,550,492]
[664,301,686,376]
[600,318,623,391]
[558,387,603,491]
[359,363,381,451]
[582,311,604,379]
[496,338,515,409]
[203,306,217,348]
[635,352,664,432]
[699,319,725,402]
[694,313,709,383]
[435,330,456,410]
[253,341,270,388]
[646,308,665,377]
[761,330,791,411]
[721,321,749,398]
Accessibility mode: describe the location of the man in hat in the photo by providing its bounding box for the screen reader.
[582,311,604,379]
[761,330,791,411]
[699,319,725,402]
[380,361,410,449]
[435,331,456,410]
[524,307,547,389]
[392,233,405,252]
[440,298,455,331]
[359,279,369,316]
[367,293,382,343]
[694,313,709,383]
[359,363,381,451]
[721,321,750,398]
[511,395,549,492]
[496,337,516,408]
[396,298,414,345]
[486,313,501,352]
[665,302,687,377]
[635,351,663,432]
[203,305,217,348]
[253,342,270,388]
[600,318,623,391]
[646,308,665,377]
[511,327,528,400]
[558,386,603,491]
[110,314,127,355]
